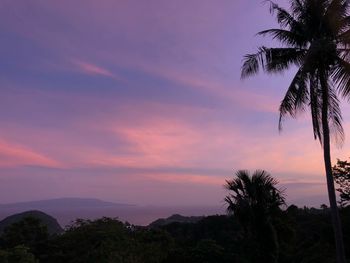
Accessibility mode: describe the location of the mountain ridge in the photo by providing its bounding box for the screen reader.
[149,214,204,227]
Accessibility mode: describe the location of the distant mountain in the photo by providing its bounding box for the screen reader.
[0,198,133,210]
[0,210,63,235]
[0,199,224,226]
[149,214,204,227]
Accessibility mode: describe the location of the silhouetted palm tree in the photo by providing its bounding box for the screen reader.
[241,1,350,262]
[225,170,285,223]
[225,170,285,263]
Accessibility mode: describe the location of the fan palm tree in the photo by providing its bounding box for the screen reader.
[241,1,350,262]
[225,170,285,263]
[225,170,285,223]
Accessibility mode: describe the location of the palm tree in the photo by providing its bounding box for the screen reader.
[241,1,350,262]
[225,170,285,263]
[225,170,285,223]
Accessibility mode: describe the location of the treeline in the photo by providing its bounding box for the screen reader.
[1,168,350,262]
[0,206,349,263]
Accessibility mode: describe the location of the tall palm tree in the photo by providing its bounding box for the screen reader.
[225,170,285,263]
[241,1,350,262]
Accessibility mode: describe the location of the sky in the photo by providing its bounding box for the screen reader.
[1,0,350,207]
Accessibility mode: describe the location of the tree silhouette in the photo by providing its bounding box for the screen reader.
[241,1,350,262]
[333,159,350,207]
[225,170,285,263]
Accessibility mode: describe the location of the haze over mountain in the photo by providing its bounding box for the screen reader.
[0,198,224,226]
[0,198,133,210]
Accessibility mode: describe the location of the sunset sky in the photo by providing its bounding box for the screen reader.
[1,0,350,207]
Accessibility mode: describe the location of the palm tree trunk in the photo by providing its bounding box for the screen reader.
[321,73,347,263]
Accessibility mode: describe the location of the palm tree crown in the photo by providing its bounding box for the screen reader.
[242,0,350,144]
[225,170,285,224]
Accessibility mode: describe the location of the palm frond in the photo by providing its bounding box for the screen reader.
[337,25,350,48]
[309,74,323,141]
[279,69,309,131]
[335,16,350,42]
[241,47,305,78]
[258,29,307,47]
[241,51,261,78]
[326,0,349,19]
[328,85,345,145]
[324,0,349,35]
[266,1,299,28]
[332,57,350,98]
[289,0,304,18]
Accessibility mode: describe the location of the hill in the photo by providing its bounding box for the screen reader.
[0,210,63,235]
[149,214,204,227]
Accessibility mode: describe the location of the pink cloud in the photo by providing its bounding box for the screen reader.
[0,0,279,114]
[84,119,202,168]
[0,140,60,168]
[72,59,114,77]
[78,115,327,181]
[69,59,127,83]
[0,85,333,182]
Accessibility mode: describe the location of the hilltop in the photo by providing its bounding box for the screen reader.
[0,210,63,235]
[149,214,204,227]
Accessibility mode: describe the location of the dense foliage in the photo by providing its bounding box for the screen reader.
[0,207,349,263]
[333,159,350,206]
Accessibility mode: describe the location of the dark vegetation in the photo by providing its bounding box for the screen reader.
[0,170,349,263]
[0,207,349,262]
[333,159,350,207]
